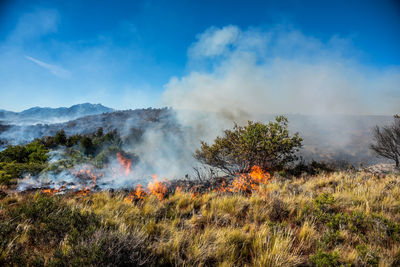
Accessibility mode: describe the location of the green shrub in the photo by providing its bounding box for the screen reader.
[349,211,370,235]
[313,193,336,222]
[0,141,49,185]
[195,116,302,174]
[356,244,380,266]
[310,249,340,267]
[327,213,349,231]
[54,130,67,146]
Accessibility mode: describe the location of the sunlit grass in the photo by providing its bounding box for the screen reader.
[1,171,400,266]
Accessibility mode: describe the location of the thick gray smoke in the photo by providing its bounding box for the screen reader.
[163,25,399,117]
[13,26,400,190]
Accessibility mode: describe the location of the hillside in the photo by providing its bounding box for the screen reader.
[0,103,113,125]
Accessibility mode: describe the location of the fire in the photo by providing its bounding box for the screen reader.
[230,166,270,194]
[175,186,182,194]
[41,188,60,195]
[41,184,67,195]
[249,165,269,184]
[211,166,270,195]
[214,180,229,193]
[147,174,168,201]
[116,153,132,175]
[76,187,91,196]
[123,166,269,204]
[125,174,168,203]
[73,165,102,189]
[124,184,147,203]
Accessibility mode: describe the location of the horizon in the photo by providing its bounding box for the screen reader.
[1,102,397,118]
[0,0,399,115]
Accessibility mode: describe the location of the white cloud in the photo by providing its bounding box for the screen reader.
[25,56,70,78]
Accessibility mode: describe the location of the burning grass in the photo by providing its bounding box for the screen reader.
[1,171,400,266]
[123,166,271,203]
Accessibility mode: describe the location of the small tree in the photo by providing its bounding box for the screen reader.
[370,115,400,167]
[195,116,303,174]
[96,127,104,137]
[54,130,67,146]
[80,136,94,156]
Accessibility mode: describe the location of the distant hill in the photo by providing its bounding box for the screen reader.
[0,107,173,145]
[0,103,114,124]
[0,106,394,166]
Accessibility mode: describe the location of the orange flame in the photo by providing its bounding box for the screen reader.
[231,166,270,194]
[73,165,102,189]
[214,180,230,193]
[249,165,269,183]
[123,166,269,203]
[76,187,91,196]
[211,166,270,195]
[116,153,132,175]
[124,184,148,203]
[124,174,168,203]
[147,174,167,201]
[175,186,182,194]
[41,188,60,195]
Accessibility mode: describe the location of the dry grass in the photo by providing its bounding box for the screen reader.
[1,171,400,266]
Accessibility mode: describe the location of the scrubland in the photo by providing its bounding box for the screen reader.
[1,171,400,266]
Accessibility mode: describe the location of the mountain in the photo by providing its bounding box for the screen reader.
[0,103,114,124]
[0,109,17,119]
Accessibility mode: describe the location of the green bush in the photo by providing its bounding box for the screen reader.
[313,193,337,222]
[195,116,302,174]
[0,141,48,164]
[310,249,340,267]
[356,244,379,266]
[54,130,67,146]
[0,141,49,185]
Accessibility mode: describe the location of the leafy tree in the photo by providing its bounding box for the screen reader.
[195,116,302,174]
[96,127,104,137]
[41,136,57,148]
[370,116,400,167]
[54,130,67,146]
[66,134,81,147]
[80,136,94,156]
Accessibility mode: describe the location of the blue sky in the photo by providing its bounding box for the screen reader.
[0,0,399,113]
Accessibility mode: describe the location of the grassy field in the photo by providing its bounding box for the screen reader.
[1,171,400,266]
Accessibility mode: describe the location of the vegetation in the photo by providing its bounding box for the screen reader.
[195,116,303,174]
[0,141,49,185]
[1,171,399,266]
[0,128,141,186]
[370,115,400,167]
